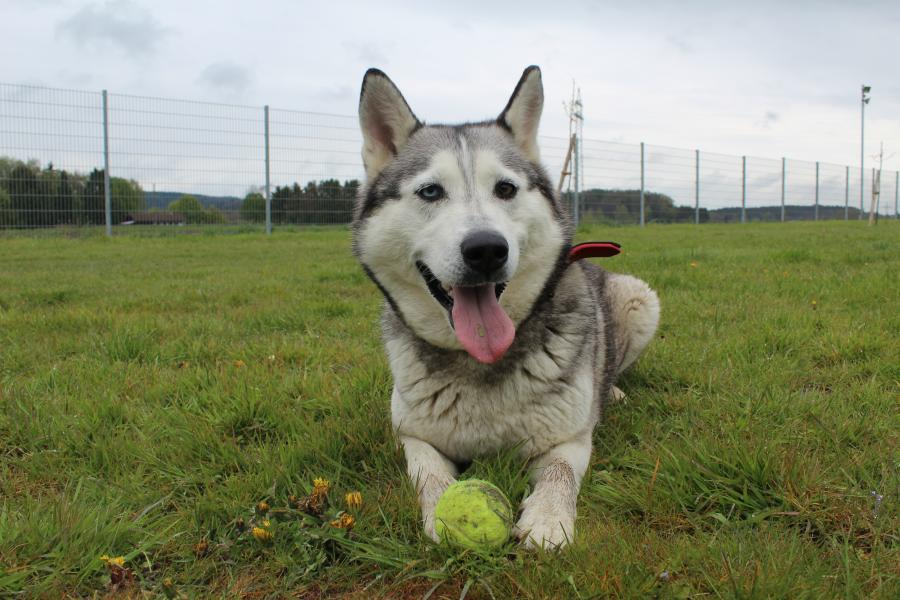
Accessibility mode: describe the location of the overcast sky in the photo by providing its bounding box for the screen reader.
[2,0,899,171]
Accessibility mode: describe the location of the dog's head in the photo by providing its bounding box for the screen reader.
[352,66,571,364]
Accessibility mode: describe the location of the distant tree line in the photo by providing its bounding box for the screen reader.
[574,189,863,223]
[576,189,707,224]
[264,179,360,224]
[708,205,861,222]
[167,194,225,224]
[0,157,144,228]
[1,155,866,228]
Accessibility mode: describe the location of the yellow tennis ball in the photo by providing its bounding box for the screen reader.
[434,479,512,549]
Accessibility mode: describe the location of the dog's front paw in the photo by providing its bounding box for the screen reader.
[419,475,456,543]
[422,511,441,543]
[514,497,575,550]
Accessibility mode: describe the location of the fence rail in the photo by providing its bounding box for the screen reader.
[1,82,897,233]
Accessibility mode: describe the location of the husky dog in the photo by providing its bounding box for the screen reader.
[352,66,660,548]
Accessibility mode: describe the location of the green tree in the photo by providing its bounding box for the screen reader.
[82,169,105,224]
[111,177,145,222]
[168,194,206,224]
[204,206,226,224]
[240,192,266,223]
[7,163,41,227]
[78,170,145,225]
[0,187,13,227]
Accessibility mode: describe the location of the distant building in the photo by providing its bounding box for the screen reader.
[120,212,186,226]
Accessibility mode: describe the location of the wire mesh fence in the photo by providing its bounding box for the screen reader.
[1,82,897,234]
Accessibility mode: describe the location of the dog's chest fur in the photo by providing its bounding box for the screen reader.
[385,263,615,463]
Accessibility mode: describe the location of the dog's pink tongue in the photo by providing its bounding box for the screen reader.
[451,284,515,364]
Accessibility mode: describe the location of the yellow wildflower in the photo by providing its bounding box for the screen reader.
[234,359,246,368]
[811,299,818,310]
[330,513,355,530]
[261,519,271,528]
[345,491,363,510]
[252,526,273,541]
[313,478,330,497]
[100,555,126,567]
[256,500,270,515]
[689,261,698,268]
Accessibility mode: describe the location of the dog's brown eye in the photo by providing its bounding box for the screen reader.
[494,181,517,200]
[416,184,445,202]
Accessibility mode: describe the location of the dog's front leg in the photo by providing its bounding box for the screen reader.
[399,435,458,541]
[515,434,591,549]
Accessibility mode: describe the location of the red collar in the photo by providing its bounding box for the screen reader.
[567,241,621,263]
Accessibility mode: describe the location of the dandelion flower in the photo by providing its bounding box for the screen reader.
[256,501,270,515]
[252,526,273,541]
[100,555,126,567]
[313,478,330,497]
[810,299,818,310]
[330,513,355,530]
[345,491,363,510]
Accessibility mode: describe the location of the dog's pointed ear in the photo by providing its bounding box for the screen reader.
[359,69,421,179]
[498,66,543,162]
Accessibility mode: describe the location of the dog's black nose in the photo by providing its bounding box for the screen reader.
[461,230,509,275]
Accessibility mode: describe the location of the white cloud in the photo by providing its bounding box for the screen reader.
[0,0,895,172]
[197,61,253,94]
[56,0,170,57]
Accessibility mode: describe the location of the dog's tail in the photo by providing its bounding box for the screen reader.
[606,274,660,375]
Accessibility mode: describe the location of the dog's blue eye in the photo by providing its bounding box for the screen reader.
[416,184,445,202]
[494,180,517,200]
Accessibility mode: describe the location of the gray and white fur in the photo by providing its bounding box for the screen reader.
[352,66,660,548]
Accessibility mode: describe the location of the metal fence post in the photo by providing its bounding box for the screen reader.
[694,149,700,225]
[780,157,786,222]
[264,105,271,235]
[814,161,819,221]
[844,166,849,220]
[102,90,112,236]
[639,142,645,226]
[895,171,898,219]
[741,155,746,223]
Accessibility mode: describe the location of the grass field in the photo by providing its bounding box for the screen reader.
[1,221,897,599]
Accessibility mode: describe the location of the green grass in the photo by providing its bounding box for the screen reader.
[1,221,897,599]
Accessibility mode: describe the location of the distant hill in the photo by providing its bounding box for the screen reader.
[709,205,862,222]
[574,189,864,224]
[145,191,242,212]
[143,188,866,224]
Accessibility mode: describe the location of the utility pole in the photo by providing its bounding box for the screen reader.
[860,85,870,219]
[562,83,583,225]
